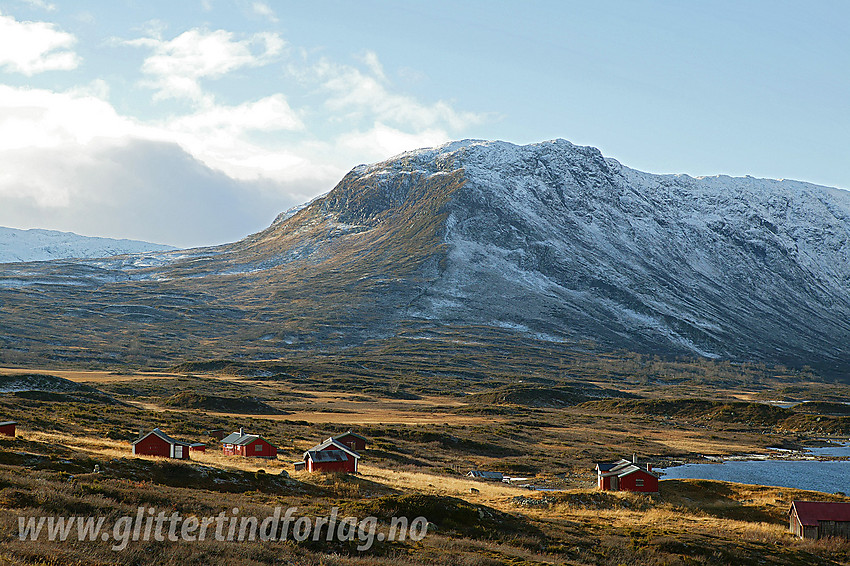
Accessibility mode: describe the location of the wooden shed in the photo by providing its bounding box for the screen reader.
[132,428,191,459]
[790,501,850,540]
[0,421,16,437]
[221,429,278,458]
[595,458,659,493]
[303,438,360,473]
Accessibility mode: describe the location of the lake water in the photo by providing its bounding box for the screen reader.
[659,444,850,494]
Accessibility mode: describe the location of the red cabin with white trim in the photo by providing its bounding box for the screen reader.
[303,438,360,473]
[132,428,191,459]
[595,458,659,493]
[221,429,278,458]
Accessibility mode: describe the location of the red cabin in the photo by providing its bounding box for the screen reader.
[132,428,191,459]
[331,430,368,452]
[189,443,207,453]
[0,421,16,437]
[595,458,659,493]
[221,429,278,458]
[790,501,850,540]
[303,438,360,473]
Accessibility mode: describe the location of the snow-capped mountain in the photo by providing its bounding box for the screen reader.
[2,139,849,376]
[301,139,850,372]
[0,227,176,263]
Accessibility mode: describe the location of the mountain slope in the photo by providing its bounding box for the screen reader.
[1,139,849,377]
[0,226,176,263]
[403,140,850,371]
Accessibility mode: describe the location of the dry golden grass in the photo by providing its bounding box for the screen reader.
[0,366,170,383]
[356,464,528,507]
[271,409,490,425]
[22,430,131,461]
[651,432,766,455]
[118,382,493,426]
[190,448,291,473]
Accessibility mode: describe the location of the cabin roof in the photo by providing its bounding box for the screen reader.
[792,501,850,526]
[334,430,368,441]
[221,432,276,448]
[596,459,658,478]
[132,428,191,447]
[467,470,504,480]
[0,421,17,426]
[304,438,360,459]
[306,449,350,463]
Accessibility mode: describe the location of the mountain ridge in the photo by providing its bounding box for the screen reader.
[1,139,849,378]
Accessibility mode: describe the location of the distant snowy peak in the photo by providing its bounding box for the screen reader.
[0,226,177,263]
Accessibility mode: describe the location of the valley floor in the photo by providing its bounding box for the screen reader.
[1,363,850,565]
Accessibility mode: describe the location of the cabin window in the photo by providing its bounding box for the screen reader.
[635,479,644,486]
[255,444,262,452]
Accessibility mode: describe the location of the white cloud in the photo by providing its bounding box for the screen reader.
[314,54,485,132]
[251,1,278,23]
[335,122,450,162]
[0,84,135,151]
[0,11,79,75]
[0,138,303,247]
[0,83,319,184]
[20,0,57,11]
[163,95,311,182]
[169,94,302,134]
[0,26,488,246]
[127,28,285,103]
[359,50,386,82]
[0,84,331,245]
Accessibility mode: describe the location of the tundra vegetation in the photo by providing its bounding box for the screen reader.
[2,347,850,565]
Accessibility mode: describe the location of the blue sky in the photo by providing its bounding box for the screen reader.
[0,0,847,247]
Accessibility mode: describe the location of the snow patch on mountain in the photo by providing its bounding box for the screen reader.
[0,226,177,263]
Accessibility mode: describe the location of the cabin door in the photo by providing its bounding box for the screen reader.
[174,445,183,458]
[610,476,618,491]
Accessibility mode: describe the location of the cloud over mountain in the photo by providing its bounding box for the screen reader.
[0,137,304,247]
[0,10,483,246]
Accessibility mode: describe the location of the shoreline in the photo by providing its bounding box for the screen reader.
[657,439,850,469]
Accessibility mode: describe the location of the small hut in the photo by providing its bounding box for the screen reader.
[0,421,16,437]
[790,501,850,540]
[132,428,191,459]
